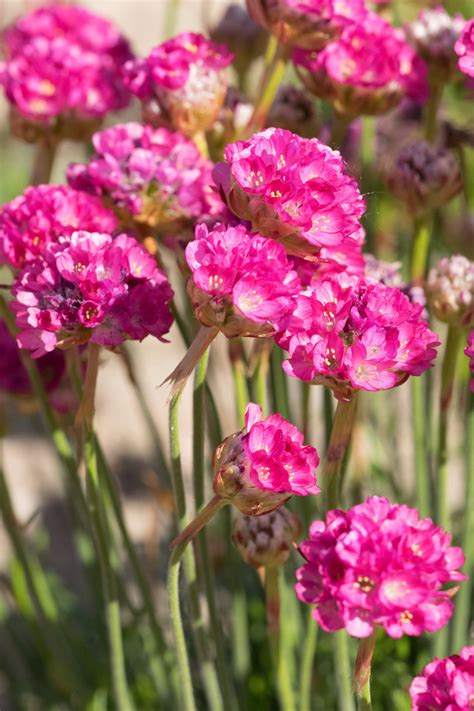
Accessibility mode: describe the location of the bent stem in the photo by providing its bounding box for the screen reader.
[322,394,359,511]
[164,325,219,398]
[246,38,288,135]
[353,632,376,711]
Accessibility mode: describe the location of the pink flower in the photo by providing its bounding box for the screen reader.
[455,18,474,77]
[11,230,173,358]
[409,646,474,710]
[465,330,474,394]
[0,185,118,270]
[67,123,223,235]
[296,496,466,639]
[277,274,439,400]
[294,12,428,115]
[185,222,300,337]
[124,33,233,136]
[214,127,365,260]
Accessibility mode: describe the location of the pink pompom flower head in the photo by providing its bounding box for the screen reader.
[296,496,466,639]
[293,12,428,116]
[410,646,474,710]
[0,185,118,271]
[67,122,223,242]
[164,221,301,395]
[277,274,440,401]
[455,18,474,78]
[171,402,320,554]
[213,127,366,261]
[11,230,174,358]
[123,32,233,137]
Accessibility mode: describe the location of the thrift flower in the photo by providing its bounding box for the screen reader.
[11,231,173,358]
[0,185,117,270]
[277,274,439,401]
[123,33,233,137]
[213,127,365,260]
[427,255,474,327]
[233,506,302,568]
[294,12,428,116]
[296,496,466,638]
[409,646,474,710]
[67,123,222,237]
[455,18,474,77]
[407,6,466,82]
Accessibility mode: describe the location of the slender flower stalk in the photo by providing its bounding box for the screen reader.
[411,216,432,285]
[299,608,318,711]
[31,138,57,186]
[411,377,430,518]
[321,394,358,510]
[353,632,377,711]
[229,340,250,427]
[246,39,288,135]
[334,631,356,711]
[251,343,271,416]
[424,82,443,144]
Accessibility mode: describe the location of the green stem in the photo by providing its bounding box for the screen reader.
[31,138,57,185]
[322,395,359,511]
[271,346,292,421]
[300,609,318,711]
[353,632,376,711]
[334,630,355,711]
[164,0,180,38]
[410,216,432,285]
[411,376,430,518]
[323,387,334,448]
[229,340,250,427]
[265,566,296,711]
[252,344,271,416]
[301,382,311,442]
[246,39,288,135]
[330,112,351,149]
[424,81,443,144]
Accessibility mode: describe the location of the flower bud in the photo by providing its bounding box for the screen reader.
[386,141,463,218]
[267,85,320,138]
[426,255,474,327]
[407,7,465,82]
[233,507,302,568]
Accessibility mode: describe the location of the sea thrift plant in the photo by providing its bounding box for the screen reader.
[123,33,233,137]
[233,506,302,568]
[426,255,474,327]
[11,230,173,358]
[213,127,366,260]
[455,18,474,77]
[295,496,466,638]
[409,646,474,710]
[0,185,118,270]
[67,123,222,237]
[293,12,428,116]
[277,274,439,400]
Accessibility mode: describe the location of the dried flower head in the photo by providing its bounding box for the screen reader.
[407,6,466,81]
[233,506,302,568]
[409,646,474,710]
[426,255,474,327]
[210,4,267,81]
[267,84,320,138]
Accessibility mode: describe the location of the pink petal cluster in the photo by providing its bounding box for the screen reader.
[185,223,300,337]
[455,18,474,77]
[124,33,233,136]
[0,185,118,270]
[294,12,428,115]
[295,496,466,638]
[277,274,439,399]
[11,231,174,358]
[409,646,474,710]
[67,123,222,232]
[214,128,365,260]
[466,330,474,394]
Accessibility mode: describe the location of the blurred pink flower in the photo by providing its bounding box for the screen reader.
[296,496,466,638]
[410,646,474,709]
[455,18,474,77]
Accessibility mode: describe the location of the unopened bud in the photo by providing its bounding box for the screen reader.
[233,507,302,568]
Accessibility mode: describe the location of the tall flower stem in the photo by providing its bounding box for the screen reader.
[424,80,443,144]
[164,0,180,38]
[334,631,355,711]
[229,339,250,426]
[251,341,271,416]
[411,377,430,518]
[353,632,376,711]
[322,394,359,511]
[330,112,351,149]
[411,216,432,286]
[31,138,57,186]
[246,38,288,135]
[299,608,318,711]
[270,346,292,421]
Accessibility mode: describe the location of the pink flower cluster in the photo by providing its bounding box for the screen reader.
[277,274,439,399]
[455,18,474,77]
[11,231,174,358]
[0,5,131,129]
[296,496,466,638]
[124,33,233,136]
[0,185,118,270]
[67,123,222,232]
[186,223,300,337]
[214,128,365,261]
[410,646,474,710]
[294,12,428,115]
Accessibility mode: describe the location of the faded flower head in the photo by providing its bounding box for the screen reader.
[426,255,474,327]
[267,84,320,138]
[210,4,267,80]
[465,330,474,394]
[11,230,174,358]
[364,254,427,311]
[213,127,365,261]
[124,32,233,136]
[67,123,222,235]
[0,185,118,270]
[455,18,474,78]
[233,506,302,568]
[294,12,428,116]
[277,274,439,400]
[407,6,466,81]
[409,646,474,710]
[246,0,368,50]
[186,222,301,337]
[386,140,463,218]
[212,402,320,515]
[296,496,466,638]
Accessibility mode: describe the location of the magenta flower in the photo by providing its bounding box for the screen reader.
[67,123,223,236]
[213,128,365,260]
[186,222,300,337]
[455,18,474,77]
[410,646,474,710]
[296,496,466,638]
[277,274,439,400]
[0,185,118,270]
[124,32,233,136]
[11,231,174,358]
[466,330,474,394]
[294,12,428,116]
